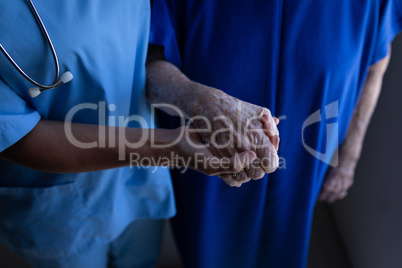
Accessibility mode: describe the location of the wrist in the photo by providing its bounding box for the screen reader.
[123,128,181,162]
[185,82,225,117]
[170,126,188,157]
[338,143,361,167]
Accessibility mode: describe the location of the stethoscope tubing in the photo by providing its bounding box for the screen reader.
[0,0,62,91]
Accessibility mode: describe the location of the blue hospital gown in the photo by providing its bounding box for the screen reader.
[150,0,402,267]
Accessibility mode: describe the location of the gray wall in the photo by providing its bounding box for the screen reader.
[309,34,402,268]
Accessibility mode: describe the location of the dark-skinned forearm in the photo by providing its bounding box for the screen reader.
[0,120,177,173]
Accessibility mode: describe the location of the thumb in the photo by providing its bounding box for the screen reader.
[262,114,280,150]
[262,114,278,137]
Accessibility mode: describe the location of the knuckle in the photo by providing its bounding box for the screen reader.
[263,162,278,174]
[225,179,238,187]
[254,172,265,180]
[331,189,339,194]
[252,168,265,179]
[262,108,271,117]
[205,169,215,176]
[324,185,333,191]
[232,165,243,173]
[235,176,248,183]
[240,177,251,184]
[346,180,354,188]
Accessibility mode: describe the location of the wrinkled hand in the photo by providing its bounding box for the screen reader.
[187,84,280,186]
[319,154,357,203]
[175,126,257,179]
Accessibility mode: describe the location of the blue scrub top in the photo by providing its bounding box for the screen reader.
[0,0,175,260]
[151,0,402,267]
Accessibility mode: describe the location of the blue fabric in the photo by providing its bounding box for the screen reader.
[0,0,175,260]
[150,0,402,267]
[25,219,164,268]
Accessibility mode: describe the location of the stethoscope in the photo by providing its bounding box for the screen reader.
[0,0,73,98]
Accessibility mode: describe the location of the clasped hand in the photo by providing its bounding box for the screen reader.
[182,83,280,187]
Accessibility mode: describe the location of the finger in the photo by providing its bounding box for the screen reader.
[318,178,334,202]
[233,171,252,184]
[261,115,280,151]
[244,166,265,180]
[243,164,253,178]
[211,122,258,181]
[196,132,222,157]
[257,142,279,173]
[201,137,250,182]
[271,135,280,151]
[328,193,339,203]
[327,178,343,203]
[319,167,336,202]
[261,114,279,137]
[245,159,265,180]
[318,182,330,201]
[233,170,249,181]
[212,131,252,181]
[327,193,338,203]
[260,153,279,173]
[318,191,327,202]
[335,176,351,201]
[207,142,221,157]
[219,174,242,187]
[320,187,335,203]
[335,174,347,202]
[223,164,252,184]
[318,190,329,202]
[237,156,262,180]
[240,145,264,180]
[261,114,275,137]
[213,146,251,181]
[321,180,337,203]
[218,151,257,175]
[219,171,252,187]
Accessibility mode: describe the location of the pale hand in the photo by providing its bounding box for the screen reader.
[319,154,357,203]
[174,126,258,178]
[188,84,280,186]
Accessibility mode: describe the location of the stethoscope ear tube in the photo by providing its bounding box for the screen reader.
[0,0,73,98]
